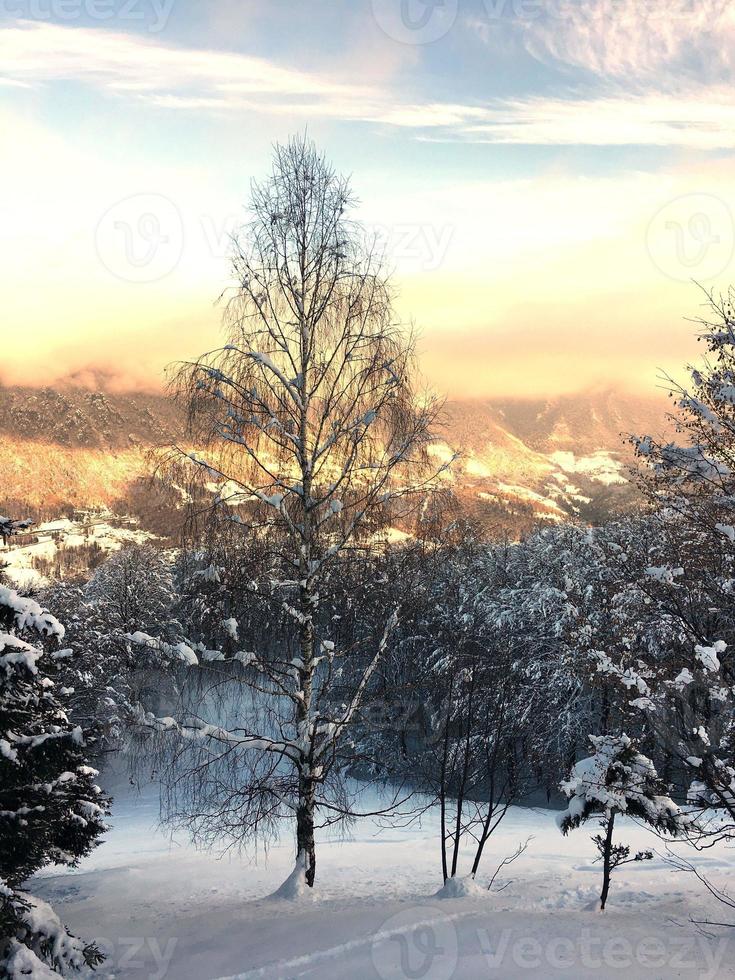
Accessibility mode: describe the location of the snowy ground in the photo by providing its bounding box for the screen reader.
[32,777,735,980]
[0,515,155,587]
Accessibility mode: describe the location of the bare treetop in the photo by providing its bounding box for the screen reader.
[175,134,442,556]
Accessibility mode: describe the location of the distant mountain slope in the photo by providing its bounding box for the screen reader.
[0,385,181,449]
[0,438,145,510]
[0,384,183,518]
[436,391,670,528]
[0,384,670,529]
[442,390,669,456]
[507,390,667,453]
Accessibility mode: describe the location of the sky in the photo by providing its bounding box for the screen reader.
[2,0,735,399]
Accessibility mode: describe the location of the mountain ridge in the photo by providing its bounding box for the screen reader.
[1,383,670,530]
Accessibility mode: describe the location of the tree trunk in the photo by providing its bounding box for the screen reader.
[471,814,491,878]
[296,317,316,888]
[439,677,453,883]
[599,813,615,910]
[296,775,317,887]
[439,784,448,884]
[450,666,476,879]
[450,793,464,879]
[294,604,316,889]
[471,788,496,877]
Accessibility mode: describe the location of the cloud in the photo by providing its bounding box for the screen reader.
[451,88,735,149]
[463,0,735,147]
[515,0,735,83]
[0,21,374,99]
[0,362,164,394]
[4,21,735,149]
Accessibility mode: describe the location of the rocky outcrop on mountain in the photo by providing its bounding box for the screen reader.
[0,385,181,449]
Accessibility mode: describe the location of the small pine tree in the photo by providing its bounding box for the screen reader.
[557,734,689,909]
[0,580,109,977]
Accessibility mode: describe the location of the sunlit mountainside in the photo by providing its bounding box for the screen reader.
[439,390,670,530]
[1,382,669,534]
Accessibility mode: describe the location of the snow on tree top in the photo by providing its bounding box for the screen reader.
[558,734,690,836]
[694,640,726,673]
[0,585,64,640]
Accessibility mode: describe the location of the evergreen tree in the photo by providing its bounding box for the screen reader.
[557,734,689,909]
[40,544,183,753]
[622,288,735,838]
[0,579,109,977]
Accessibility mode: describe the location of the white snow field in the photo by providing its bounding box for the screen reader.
[32,778,735,980]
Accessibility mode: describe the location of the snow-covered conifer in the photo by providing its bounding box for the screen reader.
[0,580,108,976]
[602,289,735,849]
[558,734,689,909]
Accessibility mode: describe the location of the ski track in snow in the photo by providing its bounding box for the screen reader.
[216,909,478,980]
[30,776,735,979]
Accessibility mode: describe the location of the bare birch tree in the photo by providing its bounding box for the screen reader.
[145,136,443,890]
